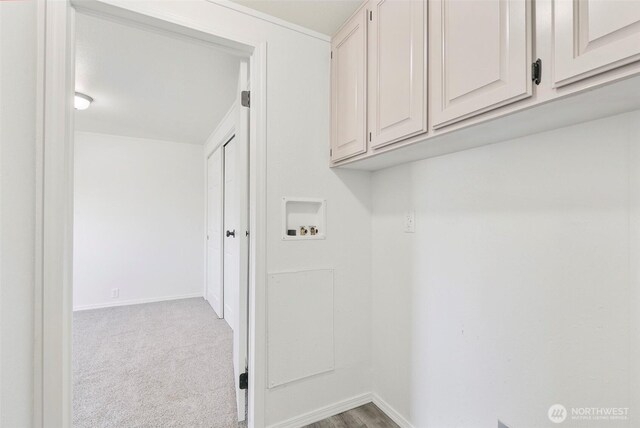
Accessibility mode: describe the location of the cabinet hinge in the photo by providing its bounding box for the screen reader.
[369,11,372,21]
[369,132,372,142]
[239,371,248,390]
[241,90,250,108]
[532,59,542,85]
[331,51,333,59]
[330,148,333,157]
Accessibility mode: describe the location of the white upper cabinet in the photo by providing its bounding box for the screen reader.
[553,0,640,87]
[331,8,368,162]
[368,0,427,149]
[330,0,640,168]
[431,0,532,129]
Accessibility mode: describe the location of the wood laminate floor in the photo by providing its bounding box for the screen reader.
[303,403,399,428]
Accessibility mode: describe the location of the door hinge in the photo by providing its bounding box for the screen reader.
[241,90,250,108]
[532,59,542,85]
[331,51,333,59]
[369,11,372,21]
[239,371,248,390]
[330,148,333,157]
[369,132,371,142]
[245,230,249,237]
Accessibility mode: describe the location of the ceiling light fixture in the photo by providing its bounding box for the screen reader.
[74,92,93,110]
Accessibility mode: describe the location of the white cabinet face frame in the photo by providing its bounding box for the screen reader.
[368,0,428,149]
[331,7,368,162]
[553,0,640,87]
[432,0,533,129]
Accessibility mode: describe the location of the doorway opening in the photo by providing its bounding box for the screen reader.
[38,1,264,426]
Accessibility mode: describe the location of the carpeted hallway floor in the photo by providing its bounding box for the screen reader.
[73,298,240,427]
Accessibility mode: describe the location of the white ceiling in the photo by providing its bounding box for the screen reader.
[229,0,362,35]
[75,13,241,145]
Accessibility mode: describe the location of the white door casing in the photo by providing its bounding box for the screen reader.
[553,0,640,87]
[368,0,427,149]
[206,148,224,318]
[431,0,532,128]
[236,61,250,423]
[223,61,250,422]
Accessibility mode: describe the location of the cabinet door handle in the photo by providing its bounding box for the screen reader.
[226,230,236,238]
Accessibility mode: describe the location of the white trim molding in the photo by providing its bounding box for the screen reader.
[267,393,372,428]
[205,102,237,156]
[371,394,415,428]
[72,293,203,311]
[38,1,75,426]
[264,392,415,428]
[207,0,331,42]
[248,40,268,428]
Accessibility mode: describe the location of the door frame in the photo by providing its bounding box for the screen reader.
[35,1,267,427]
[205,133,231,318]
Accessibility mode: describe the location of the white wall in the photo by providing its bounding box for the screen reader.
[371,110,640,427]
[73,132,205,310]
[0,1,37,425]
[13,0,373,425]
[262,29,372,427]
[9,2,640,426]
[114,3,371,425]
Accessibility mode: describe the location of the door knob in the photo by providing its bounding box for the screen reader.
[226,230,236,238]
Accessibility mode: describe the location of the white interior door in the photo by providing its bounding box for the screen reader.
[206,148,224,318]
[223,137,238,333]
[224,61,249,422]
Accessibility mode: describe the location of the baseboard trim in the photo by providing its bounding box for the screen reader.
[73,293,203,311]
[267,393,373,428]
[372,393,415,428]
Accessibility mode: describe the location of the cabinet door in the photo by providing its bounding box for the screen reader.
[368,0,427,149]
[331,8,368,162]
[554,0,640,87]
[431,0,531,128]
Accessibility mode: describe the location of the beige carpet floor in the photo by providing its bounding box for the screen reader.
[73,298,239,427]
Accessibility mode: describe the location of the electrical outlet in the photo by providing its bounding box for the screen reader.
[111,288,119,298]
[404,210,415,233]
